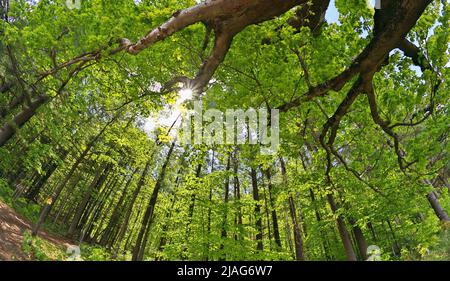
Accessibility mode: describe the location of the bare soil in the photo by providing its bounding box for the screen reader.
[0,200,74,261]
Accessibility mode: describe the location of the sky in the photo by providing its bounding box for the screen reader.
[325,0,340,24]
[325,0,378,24]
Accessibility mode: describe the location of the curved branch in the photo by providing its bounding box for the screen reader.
[365,81,409,171]
[398,39,431,71]
[123,3,215,55]
[191,33,233,93]
[319,77,365,148]
[278,0,434,112]
[316,75,384,195]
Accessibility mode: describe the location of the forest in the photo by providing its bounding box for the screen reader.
[0,0,449,262]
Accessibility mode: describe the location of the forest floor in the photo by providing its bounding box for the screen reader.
[0,200,74,261]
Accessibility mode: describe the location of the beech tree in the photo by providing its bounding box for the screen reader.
[0,0,449,261]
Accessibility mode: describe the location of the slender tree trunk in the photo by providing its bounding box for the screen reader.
[113,194,145,259]
[309,188,332,260]
[233,153,243,241]
[296,193,308,237]
[82,184,114,242]
[288,196,305,260]
[100,169,137,246]
[283,205,294,257]
[112,162,152,258]
[56,173,82,225]
[367,222,377,241]
[327,194,357,261]
[280,157,305,260]
[427,191,450,223]
[386,220,401,256]
[262,177,272,248]
[187,164,202,229]
[26,162,58,202]
[86,174,120,242]
[132,142,176,261]
[32,152,86,236]
[349,217,368,260]
[67,164,111,236]
[156,189,179,260]
[218,154,231,261]
[264,169,282,250]
[91,176,123,243]
[31,115,117,236]
[0,94,48,147]
[204,151,215,261]
[250,167,264,252]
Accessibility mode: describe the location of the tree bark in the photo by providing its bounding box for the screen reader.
[280,157,305,261]
[0,94,48,147]
[327,194,357,261]
[219,154,232,261]
[132,142,176,261]
[233,153,242,241]
[25,161,58,202]
[31,115,117,236]
[349,217,368,260]
[427,191,450,223]
[187,164,202,229]
[99,169,137,247]
[250,167,263,252]
[264,168,282,250]
[67,164,111,237]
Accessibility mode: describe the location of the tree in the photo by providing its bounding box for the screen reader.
[0,0,448,262]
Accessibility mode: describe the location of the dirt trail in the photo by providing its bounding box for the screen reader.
[0,200,74,261]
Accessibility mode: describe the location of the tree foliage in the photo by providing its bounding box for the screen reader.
[0,0,449,261]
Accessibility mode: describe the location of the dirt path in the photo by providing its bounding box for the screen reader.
[0,200,75,261]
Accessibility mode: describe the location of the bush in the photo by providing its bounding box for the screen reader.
[422,229,450,261]
[80,244,112,261]
[13,198,41,222]
[22,230,66,261]
[0,178,13,204]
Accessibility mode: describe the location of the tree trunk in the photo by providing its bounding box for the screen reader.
[327,194,357,261]
[262,176,272,248]
[264,169,282,250]
[100,169,137,247]
[156,193,177,260]
[112,160,152,257]
[427,191,450,222]
[309,188,332,260]
[233,153,243,241]
[250,167,264,252]
[218,154,232,261]
[288,196,305,261]
[132,142,176,261]
[204,151,215,261]
[32,152,86,236]
[0,94,48,147]
[349,217,368,260]
[423,178,450,223]
[26,161,58,202]
[187,164,202,229]
[31,115,117,236]
[67,164,111,236]
[280,157,305,260]
[56,173,82,225]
